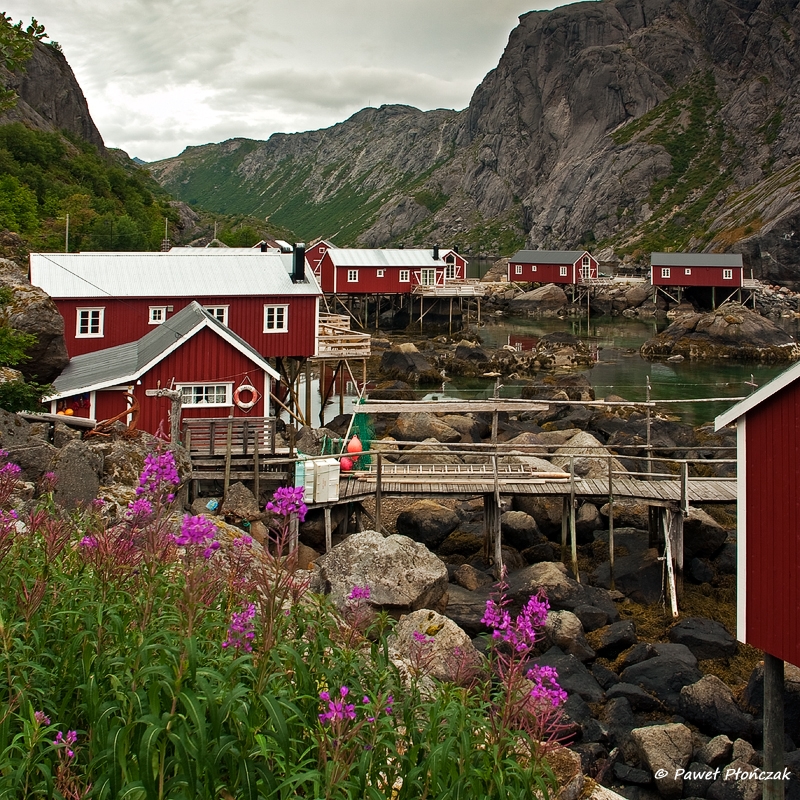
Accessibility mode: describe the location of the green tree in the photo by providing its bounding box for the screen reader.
[0,14,48,111]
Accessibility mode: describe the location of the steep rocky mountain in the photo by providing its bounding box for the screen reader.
[0,38,105,152]
[149,0,800,282]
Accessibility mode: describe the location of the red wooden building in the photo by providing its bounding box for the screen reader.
[316,246,468,295]
[507,250,599,284]
[48,302,280,436]
[306,240,337,276]
[715,365,800,666]
[650,253,744,287]
[29,248,321,359]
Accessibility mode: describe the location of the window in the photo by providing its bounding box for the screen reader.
[399,270,410,283]
[420,268,436,286]
[376,269,385,278]
[723,269,733,280]
[531,265,537,272]
[582,256,590,266]
[445,263,456,280]
[263,304,288,332]
[347,269,358,283]
[515,265,523,275]
[684,268,692,276]
[661,268,671,279]
[178,383,231,407]
[204,306,229,325]
[76,308,104,338]
[559,266,568,277]
[149,306,167,325]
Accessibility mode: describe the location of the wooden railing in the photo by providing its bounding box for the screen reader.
[316,313,371,359]
[182,416,276,457]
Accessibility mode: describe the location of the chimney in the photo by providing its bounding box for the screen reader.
[433,244,440,260]
[293,243,306,283]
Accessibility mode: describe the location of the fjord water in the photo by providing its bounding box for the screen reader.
[452,315,796,427]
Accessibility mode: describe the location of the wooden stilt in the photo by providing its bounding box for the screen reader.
[662,508,679,617]
[319,360,326,426]
[375,453,382,532]
[289,512,299,553]
[483,490,503,580]
[569,456,579,582]
[449,297,453,335]
[764,653,786,800]
[561,496,569,563]
[608,457,615,591]
[338,360,345,416]
[305,360,312,427]
[253,430,260,505]
[223,416,234,498]
[324,507,332,553]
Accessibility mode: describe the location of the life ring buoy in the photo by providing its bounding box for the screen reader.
[234,382,260,411]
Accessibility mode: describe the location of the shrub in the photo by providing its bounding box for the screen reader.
[0,453,564,798]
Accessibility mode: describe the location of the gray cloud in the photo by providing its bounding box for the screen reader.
[6,1,576,161]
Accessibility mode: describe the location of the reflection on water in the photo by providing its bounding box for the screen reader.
[308,315,799,428]
[446,315,797,426]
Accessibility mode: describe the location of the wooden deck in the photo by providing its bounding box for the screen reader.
[412,281,486,297]
[315,313,371,360]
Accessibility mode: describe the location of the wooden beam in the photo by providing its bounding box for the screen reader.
[763,653,785,800]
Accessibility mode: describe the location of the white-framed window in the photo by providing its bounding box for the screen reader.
[531,265,537,272]
[684,268,692,276]
[445,263,456,280]
[347,269,358,283]
[661,268,671,279]
[559,266,568,277]
[399,270,410,283]
[177,383,231,407]
[582,256,590,266]
[377,269,385,278]
[149,306,167,325]
[515,265,523,275]
[204,305,229,325]
[723,269,733,280]
[420,268,436,286]
[76,307,104,338]
[263,304,288,332]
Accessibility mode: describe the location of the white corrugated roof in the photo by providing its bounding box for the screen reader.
[30,252,321,299]
[326,248,456,268]
[652,253,743,268]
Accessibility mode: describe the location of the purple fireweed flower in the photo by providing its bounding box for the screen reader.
[222,603,256,652]
[136,450,179,499]
[91,498,105,509]
[54,730,77,759]
[348,585,370,601]
[79,536,98,549]
[34,711,50,725]
[318,686,357,724]
[126,497,154,520]
[265,485,307,522]
[412,630,433,643]
[173,514,219,557]
[526,665,568,708]
[482,592,549,653]
[233,535,253,547]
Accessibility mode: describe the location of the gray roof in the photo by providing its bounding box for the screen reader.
[30,251,321,299]
[326,248,459,268]
[51,301,278,398]
[651,252,743,268]
[510,250,588,264]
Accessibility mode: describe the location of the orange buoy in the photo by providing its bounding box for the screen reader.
[346,435,363,454]
[64,408,74,416]
[340,456,353,472]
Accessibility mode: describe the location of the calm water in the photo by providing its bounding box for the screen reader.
[432,315,797,426]
[304,315,798,428]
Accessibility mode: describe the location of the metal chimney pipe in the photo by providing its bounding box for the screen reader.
[433,244,440,260]
[293,243,306,283]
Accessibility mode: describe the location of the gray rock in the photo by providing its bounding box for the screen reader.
[683,761,717,798]
[393,413,461,443]
[388,608,482,684]
[500,509,544,550]
[743,661,800,742]
[395,499,460,550]
[706,759,761,800]
[631,723,694,798]
[380,344,437,382]
[396,438,464,466]
[444,584,491,637]
[683,507,729,560]
[606,682,662,712]
[508,283,568,314]
[620,645,703,711]
[0,408,57,483]
[574,604,610,632]
[220,481,262,521]
[454,340,491,363]
[689,557,716,584]
[668,617,737,660]
[594,619,638,659]
[592,663,620,691]
[696,735,734,768]
[593,547,663,605]
[613,763,652,786]
[452,563,494,591]
[50,439,103,509]
[311,531,449,614]
[299,504,349,550]
[544,610,595,662]
[532,647,604,702]
[679,675,755,739]
[731,739,756,765]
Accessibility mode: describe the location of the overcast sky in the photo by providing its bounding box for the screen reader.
[6,1,577,162]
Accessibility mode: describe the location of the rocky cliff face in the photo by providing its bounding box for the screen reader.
[148,0,800,279]
[0,40,105,152]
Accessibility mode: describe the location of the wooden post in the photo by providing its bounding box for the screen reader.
[492,454,503,579]
[663,508,679,617]
[338,360,345,416]
[561,496,569,563]
[375,452,382,532]
[289,512,299,553]
[763,653,785,800]
[319,360,326,426]
[570,455,579,583]
[253,423,260,506]
[483,490,503,580]
[449,297,453,335]
[223,417,234,498]
[323,507,332,552]
[608,456,615,591]
[305,360,312,427]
